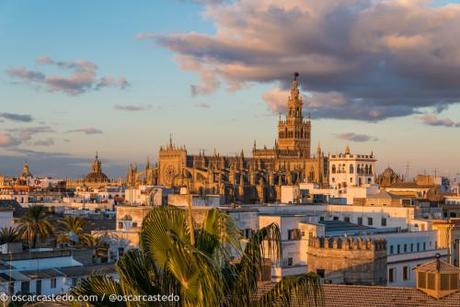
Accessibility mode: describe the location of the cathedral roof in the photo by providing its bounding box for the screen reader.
[84,153,110,183]
[381,167,396,177]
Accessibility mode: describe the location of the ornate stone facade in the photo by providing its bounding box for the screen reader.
[130,73,329,203]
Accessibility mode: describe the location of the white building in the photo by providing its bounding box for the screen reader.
[124,185,172,206]
[0,248,116,296]
[329,146,376,193]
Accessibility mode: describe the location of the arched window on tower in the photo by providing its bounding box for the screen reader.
[349,164,354,174]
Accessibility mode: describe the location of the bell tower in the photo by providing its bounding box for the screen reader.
[277,72,311,157]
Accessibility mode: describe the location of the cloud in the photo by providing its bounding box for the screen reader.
[336,132,378,142]
[7,126,55,142]
[33,138,55,147]
[66,128,103,135]
[114,104,151,111]
[0,112,33,122]
[194,102,211,108]
[142,0,460,121]
[0,132,21,147]
[6,68,45,82]
[6,56,129,95]
[1,126,55,148]
[418,113,460,127]
[97,76,130,90]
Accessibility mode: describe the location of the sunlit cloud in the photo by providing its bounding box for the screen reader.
[336,132,379,143]
[142,0,460,121]
[418,114,460,127]
[7,56,129,95]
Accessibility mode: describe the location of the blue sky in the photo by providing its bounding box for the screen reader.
[1,0,460,179]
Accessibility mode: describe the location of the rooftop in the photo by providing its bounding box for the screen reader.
[57,263,116,277]
[257,283,460,306]
[321,220,372,233]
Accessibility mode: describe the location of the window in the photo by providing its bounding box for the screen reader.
[390,245,394,255]
[417,243,420,252]
[357,217,363,225]
[21,281,30,293]
[427,273,435,290]
[35,280,42,294]
[403,266,409,281]
[118,222,123,229]
[411,243,414,252]
[319,216,325,221]
[287,257,293,266]
[381,218,387,226]
[344,217,350,223]
[367,217,373,226]
[132,222,138,228]
[389,268,395,283]
[288,229,301,240]
[418,272,426,288]
[350,177,353,183]
[316,269,325,278]
[333,216,339,221]
[403,244,407,253]
[397,244,400,254]
[441,273,449,290]
[51,278,57,289]
[423,242,426,251]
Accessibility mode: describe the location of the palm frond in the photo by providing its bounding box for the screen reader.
[229,222,281,306]
[255,273,324,307]
[71,275,125,307]
[140,206,191,268]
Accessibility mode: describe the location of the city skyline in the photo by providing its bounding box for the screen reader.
[2,0,460,178]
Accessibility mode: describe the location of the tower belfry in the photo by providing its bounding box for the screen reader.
[277,72,311,157]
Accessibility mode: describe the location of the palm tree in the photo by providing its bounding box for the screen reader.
[57,216,85,245]
[18,205,54,249]
[72,206,323,306]
[0,226,23,245]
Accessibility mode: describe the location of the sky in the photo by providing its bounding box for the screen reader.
[1,0,460,179]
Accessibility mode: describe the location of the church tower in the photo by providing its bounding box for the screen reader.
[277,72,311,157]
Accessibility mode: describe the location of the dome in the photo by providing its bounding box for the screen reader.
[84,171,109,183]
[84,153,110,183]
[382,167,395,178]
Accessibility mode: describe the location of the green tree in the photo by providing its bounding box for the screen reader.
[72,206,323,307]
[57,216,94,246]
[18,205,54,249]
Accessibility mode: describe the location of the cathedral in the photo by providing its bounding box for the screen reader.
[129,73,328,203]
